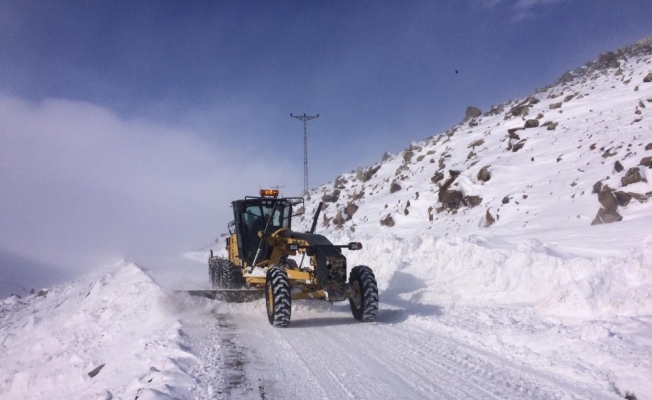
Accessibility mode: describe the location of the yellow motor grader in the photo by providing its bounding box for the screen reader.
[206,189,378,327]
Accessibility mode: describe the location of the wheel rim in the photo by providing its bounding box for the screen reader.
[267,282,274,315]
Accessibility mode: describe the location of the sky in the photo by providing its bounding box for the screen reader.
[1,0,651,284]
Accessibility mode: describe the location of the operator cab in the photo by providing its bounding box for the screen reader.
[231,189,303,266]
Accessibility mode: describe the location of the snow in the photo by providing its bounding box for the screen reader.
[2,41,652,399]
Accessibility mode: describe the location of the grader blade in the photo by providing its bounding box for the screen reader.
[184,289,265,303]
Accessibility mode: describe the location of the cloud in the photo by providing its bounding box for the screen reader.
[0,93,301,284]
[476,0,568,21]
[512,0,567,21]
[476,0,505,8]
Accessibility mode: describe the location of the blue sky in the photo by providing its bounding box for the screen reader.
[1,0,651,279]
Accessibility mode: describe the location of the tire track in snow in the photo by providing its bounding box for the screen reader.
[209,303,622,399]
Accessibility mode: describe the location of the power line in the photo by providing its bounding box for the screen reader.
[290,113,319,196]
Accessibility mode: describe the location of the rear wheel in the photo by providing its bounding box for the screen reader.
[209,257,222,289]
[221,260,244,289]
[266,266,291,327]
[349,265,379,322]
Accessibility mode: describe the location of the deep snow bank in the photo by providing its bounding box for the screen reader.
[0,261,201,400]
[328,230,652,320]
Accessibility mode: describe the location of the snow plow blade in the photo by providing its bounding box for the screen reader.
[184,289,265,303]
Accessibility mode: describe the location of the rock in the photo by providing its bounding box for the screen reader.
[621,167,646,186]
[508,127,525,135]
[614,191,632,207]
[591,208,623,225]
[390,182,402,193]
[439,190,464,210]
[334,175,347,189]
[467,151,475,160]
[403,150,414,162]
[468,139,485,148]
[37,289,48,297]
[644,72,652,83]
[88,364,106,378]
[356,165,381,182]
[502,196,510,204]
[549,102,562,109]
[508,131,521,140]
[333,211,344,227]
[467,196,482,207]
[485,209,496,227]
[592,181,603,194]
[416,155,425,162]
[614,160,624,172]
[463,106,482,123]
[512,140,527,152]
[439,158,445,169]
[602,148,616,158]
[477,166,491,182]
[381,152,393,162]
[344,203,358,219]
[628,192,649,202]
[509,105,530,117]
[598,186,618,211]
[524,119,540,128]
[563,94,576,102]
[351,191,365,201]
[596,51,621,70]
[431,171,444,184]
[646,143,652,150]
[380,214,395,227]
[448,170,461,179]
[528,97,540,105]
[546,122,558,130]
[322,190,340,203]
[640,156,652,168]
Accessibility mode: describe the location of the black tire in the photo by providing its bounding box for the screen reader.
[348,265,379,322]
[285,258,299,270]
[209,257,222,289]
[221,260,245,289]
[266,266,291,327]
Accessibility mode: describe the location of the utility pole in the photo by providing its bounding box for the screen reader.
[290,113,319,196]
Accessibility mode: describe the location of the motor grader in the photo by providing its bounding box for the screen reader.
[207,189,379,327]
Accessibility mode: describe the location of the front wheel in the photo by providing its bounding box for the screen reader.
[266,266,291,327]
[349,265,379,322]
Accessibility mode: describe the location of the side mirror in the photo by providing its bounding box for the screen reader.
[347,242,363,250]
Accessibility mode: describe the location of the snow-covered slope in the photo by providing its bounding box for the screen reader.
[0,262,201,400]
[292,38,652,321]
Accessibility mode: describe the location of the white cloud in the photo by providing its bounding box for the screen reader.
[0,93,300,281]
[512,0,567,21]
[514,0,566,9]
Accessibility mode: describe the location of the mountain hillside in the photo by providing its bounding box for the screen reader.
[286,38,652,322]
[299,38,652,239]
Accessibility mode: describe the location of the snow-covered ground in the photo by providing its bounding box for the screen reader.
[2,40,652,399]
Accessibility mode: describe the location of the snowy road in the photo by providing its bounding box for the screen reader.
[183,300,620,400]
